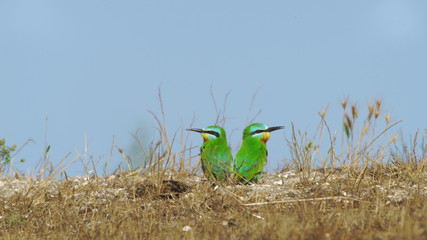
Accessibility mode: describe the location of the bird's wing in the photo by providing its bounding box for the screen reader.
[235,140,267,182]
[201,142,233,180]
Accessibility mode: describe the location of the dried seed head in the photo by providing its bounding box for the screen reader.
[385,113,391,125]
[351,105,358,119]
[341,99,347,110]
[321,108,327,118]
[375,111,380,119]
[368,104,374,121]
[376,99,382,112]
[389,134,398,143]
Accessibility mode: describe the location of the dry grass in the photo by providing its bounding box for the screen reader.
[1,93,427,239]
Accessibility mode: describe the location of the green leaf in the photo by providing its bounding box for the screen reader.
[45,145,51,154]
[344,123,350,140]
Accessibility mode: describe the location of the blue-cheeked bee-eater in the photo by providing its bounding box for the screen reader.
[234,123,284,184]
[187,126,233,181]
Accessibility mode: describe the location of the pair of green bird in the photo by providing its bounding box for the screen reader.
[187,123,283,184]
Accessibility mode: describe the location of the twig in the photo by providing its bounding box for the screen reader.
[108,135,115,176]
[243,196,360,206]
[245,86,263,126]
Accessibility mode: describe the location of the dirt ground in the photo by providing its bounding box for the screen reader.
[1,169,426,239]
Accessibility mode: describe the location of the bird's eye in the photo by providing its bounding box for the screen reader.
[206,130,220,138]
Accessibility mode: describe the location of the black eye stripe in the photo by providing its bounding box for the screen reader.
[204,130,220,138]
[250,129,265,135]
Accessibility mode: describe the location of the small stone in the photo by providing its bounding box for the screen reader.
[273,181,283,185]
[182,226,192,232]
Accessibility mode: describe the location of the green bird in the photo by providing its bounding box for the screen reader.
[234,123,284,184]
[187,126,233,181]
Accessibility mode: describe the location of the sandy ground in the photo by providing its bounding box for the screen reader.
[1,170,426,205]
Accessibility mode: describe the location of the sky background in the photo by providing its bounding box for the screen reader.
[1,1,426,176]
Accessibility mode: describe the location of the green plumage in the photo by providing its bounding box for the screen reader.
[188,126,233,181]
[234,123,283,184]
[234,137,267,183]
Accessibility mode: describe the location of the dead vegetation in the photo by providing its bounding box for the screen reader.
[1,92,427,239]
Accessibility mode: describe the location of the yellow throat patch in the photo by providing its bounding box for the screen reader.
[260,132,270,143]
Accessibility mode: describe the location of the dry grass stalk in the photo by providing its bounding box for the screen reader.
[1,95,427,239]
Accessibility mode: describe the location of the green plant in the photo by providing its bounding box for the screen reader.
[5,214,26,227]
[0,138,25,167]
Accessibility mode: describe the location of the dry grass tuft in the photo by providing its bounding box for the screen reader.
[1,95,427,239]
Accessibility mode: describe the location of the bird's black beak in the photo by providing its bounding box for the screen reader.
[266,126,284,132]
[186,128,204,133]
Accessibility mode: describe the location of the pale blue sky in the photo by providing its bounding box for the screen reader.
[1,1,426,176]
